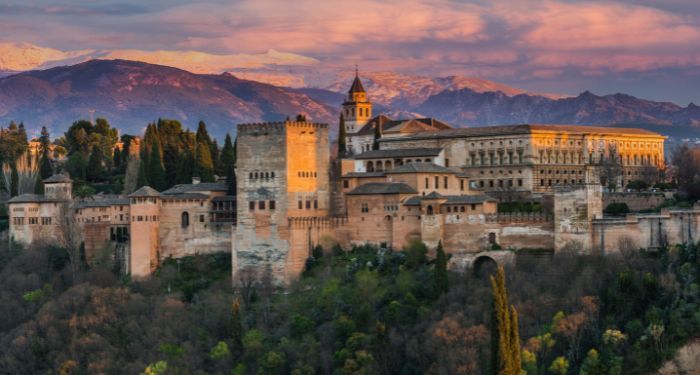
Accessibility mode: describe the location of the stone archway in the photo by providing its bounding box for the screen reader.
[473,255,498,278]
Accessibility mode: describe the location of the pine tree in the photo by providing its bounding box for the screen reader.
[148,140,167,191]
[136,159,149,188]
[194,139,215,182]
[434,241,448,296]
[220,134,236,195]
[490,266,522,375]
[338,114,347,157]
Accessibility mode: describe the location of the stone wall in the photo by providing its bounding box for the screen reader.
[603,192,666,212]
[553,184,603,253]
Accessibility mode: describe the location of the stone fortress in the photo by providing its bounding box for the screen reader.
[7,71,700,284]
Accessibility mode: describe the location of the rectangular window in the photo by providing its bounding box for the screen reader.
[434,176,439,189]
[306,200,311,209]
[200,215,205,222]
[518,179,523,187]
[343,180,349,188]
[460,180,464,191]
[445,158,449,167]
[444,176,448,189]
[137,216,143,221]
[298,201,302,209]
[29,217,38,225]
[249,201,255,211]
[314,200,318,209]
[471,204,476,210]
[259,201,265,210]
[270,200,276,210]
[425,178,429,189]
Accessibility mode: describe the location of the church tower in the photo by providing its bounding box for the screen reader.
[342,67,372,136]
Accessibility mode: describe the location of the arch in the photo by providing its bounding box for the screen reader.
[367,161,374,172]
[473,256,498,278]
[181,212,190,228]
[427,205,434,215]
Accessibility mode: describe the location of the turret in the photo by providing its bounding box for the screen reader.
[341,67,372,135]
[43,174,72,200]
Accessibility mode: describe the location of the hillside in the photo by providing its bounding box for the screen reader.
[0,60,336,138]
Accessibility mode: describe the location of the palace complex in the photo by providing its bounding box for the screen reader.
[8,72,700,284]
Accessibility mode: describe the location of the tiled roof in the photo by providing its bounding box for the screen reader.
[348,74,366,94]
[343,172,387,178]
[403,194,496,206]
[346,182,418,195]
[379,124,663,143]
[159,193,209,200]
[128,186,160,197]
[8,194,61,203]
[353,147,443,160]
[75,197,130,208]
[160,182,227,195]
[386,162,455,174]
[356,116,451,136]
[43,174,72,183]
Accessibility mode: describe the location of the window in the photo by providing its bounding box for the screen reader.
[361,203,369,213]
[425,178,429,189]
[41,217,51,225]
[444,176,448,189]
[460,180,464,191]
[249,201,255,211]
[200,214,205,223]
[343,180,349,188]
[434,176,439,189]
[29,217,38,225]
[445,158,449,167]
[259,201,266,210]
[298,201,302,209]
[181,212,189,228]
[269,200,276,210]
[306,200,311,209]
[314,200,318,209]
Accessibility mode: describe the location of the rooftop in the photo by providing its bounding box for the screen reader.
[346,182,418,195]
[128,186,160,197]
[160,182,227,195]
[8,194,61,204]
[356,116,451,136]
[354,147,443,160]
[379,124,664,142]
[386,162,456,174]
[403,194,496,206]
[43,174,72,183]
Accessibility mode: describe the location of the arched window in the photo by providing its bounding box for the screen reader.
[181,212,190,228]
[367,161,374,172]
[427,205,434,215]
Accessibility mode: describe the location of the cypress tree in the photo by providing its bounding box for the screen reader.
[194,139,215,182]
[220,134,236,195]
[434,241,448,296]
[113,147,122,172]
[372,120,382,150]
[136,159,148,188]
[231,298,243,352]
[34,174,44,194]
[338,114,347,157]
[10,164,18,197]
[148,140,167,191]
[87,146,105,182]
[176,149,195,184]
[490,266,522,375]
[39,126,53,180]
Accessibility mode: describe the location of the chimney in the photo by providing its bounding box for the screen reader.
[192,177,201,185]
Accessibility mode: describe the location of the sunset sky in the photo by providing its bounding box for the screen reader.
[1,0,699,104]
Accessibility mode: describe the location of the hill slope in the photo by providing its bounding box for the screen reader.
[0,59,336,138]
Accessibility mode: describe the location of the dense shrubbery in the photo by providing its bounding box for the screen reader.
[603,202,630,216]
[498,201,542,213]
[0,239,698,374]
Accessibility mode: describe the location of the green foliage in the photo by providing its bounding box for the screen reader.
[209,341,230,360]
[338,114,347,157]
[404,240,428,269]
[141,361,167,375]
[147,140,167,191]
[87,146,106,182]
[549,356,569,375]
[626,180,649,191]
[434,241,449,296]
[498,201,542,213]
[9,164,18,197]
[194,139,215,182]
[490,266,522,375]
[604,203,630,215]
[66,151,87,182]
[74,184,96,198]
[136,159,148,188]
[221,133,236,195]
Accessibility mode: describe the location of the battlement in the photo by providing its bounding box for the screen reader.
[484,212,553,223]
[237,121,328,135]
[288,216,348,229]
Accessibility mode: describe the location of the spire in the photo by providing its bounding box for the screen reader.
[348,65,366,94]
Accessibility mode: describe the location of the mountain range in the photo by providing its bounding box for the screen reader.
[1,57,700,140]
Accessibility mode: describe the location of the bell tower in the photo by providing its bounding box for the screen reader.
[342,67,372,136]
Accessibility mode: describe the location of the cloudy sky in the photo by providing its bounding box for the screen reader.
[1,0,699,104]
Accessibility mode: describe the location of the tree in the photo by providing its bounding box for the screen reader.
[87,146,105,182]
[231,298,243,352]
[66,152,87,182]
[176,149,195,184]
[221,134,236,195]
[10,164,18,197]
[434,241,448,296]
[136,159,149,188]
[372,121,382,150]
[672,143,700,201]
[338,114,347,157]
[39,127,53,180]
[112,147,122,172]
[194,140,215,182]
[148,140,167,191]
[490,266,522,375]
[34,174,44,194]
[599,144,623,191]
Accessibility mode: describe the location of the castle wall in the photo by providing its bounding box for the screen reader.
[159,198,231,259]
[553,185,603,253]
[603,192,666,212]
[8,202,63,247]
[129,198,160,278]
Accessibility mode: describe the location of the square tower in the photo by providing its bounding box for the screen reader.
[234,119,330,283]
[341,70,372,135]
